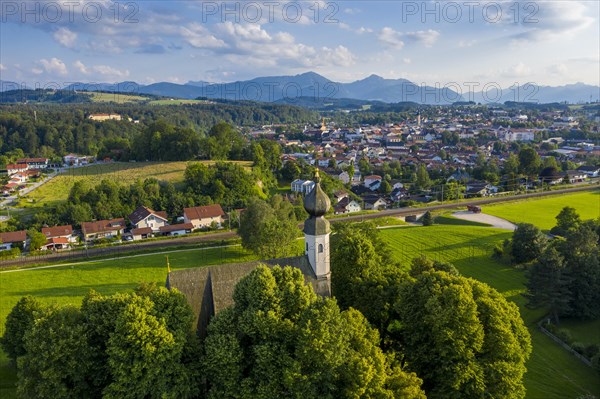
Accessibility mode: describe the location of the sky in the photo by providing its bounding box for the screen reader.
[0,0,598,90]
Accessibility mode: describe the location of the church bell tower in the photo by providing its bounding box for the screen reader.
[303,170,331,287]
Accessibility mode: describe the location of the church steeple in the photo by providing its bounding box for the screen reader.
[303,169,331,286]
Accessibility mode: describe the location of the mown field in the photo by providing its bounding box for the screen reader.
[0,244,259,399]
[90,92,149,103]
[20,161,252,209]
[484,190,600,230]
[380,226,600,399]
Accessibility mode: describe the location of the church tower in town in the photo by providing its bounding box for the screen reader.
[303,169,331,292]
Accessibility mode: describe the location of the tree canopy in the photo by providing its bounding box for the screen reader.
[202,265,425,399]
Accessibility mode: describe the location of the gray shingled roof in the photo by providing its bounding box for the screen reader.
[167,256,329,337]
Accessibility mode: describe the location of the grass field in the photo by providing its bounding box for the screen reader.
[20,161,252,209]
[380,225,600,399]
[558,319,600,346]
[148,99,211,105]
[484,190,600,230]
[90,92,149,103]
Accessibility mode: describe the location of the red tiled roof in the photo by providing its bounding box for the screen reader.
[6,164,27,170]
[16,158,48,163]
[159,223,194,233]
[42,225,73,238]
[0,230,27,243]
[81,218,125,235]
[183,204,225,221]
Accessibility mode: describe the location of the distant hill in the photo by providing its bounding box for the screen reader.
[8,73,599,105]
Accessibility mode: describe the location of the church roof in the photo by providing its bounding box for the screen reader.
[167,256,329,337]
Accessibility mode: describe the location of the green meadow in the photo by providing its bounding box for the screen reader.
[380,225,600,398]
[483,190,599,230]
[0,191,599,398]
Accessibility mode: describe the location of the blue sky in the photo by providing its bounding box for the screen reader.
[1,0,598,89]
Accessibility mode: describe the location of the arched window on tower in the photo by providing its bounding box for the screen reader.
[318,244,323,253]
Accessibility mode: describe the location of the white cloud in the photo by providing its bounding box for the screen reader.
[378,28,440,49]
[344,8,360,15]
[502,62,532,77]
[509,0,594,41]
[403,58,412,64]
[402,29,440,47]
[356,27,373,34]
[547,63,568,75]
[180,23,227,49]
[73,61,129,80]
[378,27,405,49]
[35,58,68,76]
[0,64,5,71]
[53,27,77,48]
[458,39,477,48]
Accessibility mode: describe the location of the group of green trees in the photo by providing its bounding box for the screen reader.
[330,223,532,398]
[0,103,316,163]
[2,285,202,398]
[515,208,600,324]
[1,269,427,399]
[1,221,536,398]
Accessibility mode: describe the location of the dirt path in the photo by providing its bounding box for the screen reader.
[452,211,517,230]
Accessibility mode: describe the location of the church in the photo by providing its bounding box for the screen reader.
[166,170,332,336]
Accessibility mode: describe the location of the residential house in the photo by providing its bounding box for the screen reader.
[364,175,382,191]
[291,179,316,195]
[563,170,587,184]
[63,154,90,166]
[9,173,28,184]
[363,196,387,210]
[390,187,408,202]
[577,165,600,178]
[6,164,28,176]
[128,206,169,233]
[159,223,194,237]
[0,230,27,251]
[183,204,225,229]
[2,183,18,194]
[42,225,77,246]
[333,190,349,203]
[334,197,362,214]
[81,218,126,241]
[16,158,49,169]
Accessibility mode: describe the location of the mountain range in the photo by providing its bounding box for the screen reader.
[1,72,599,105]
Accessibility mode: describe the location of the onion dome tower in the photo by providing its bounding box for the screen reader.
[303,169,331,283]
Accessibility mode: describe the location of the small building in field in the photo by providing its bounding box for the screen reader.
[183,205,225,229]
[81,219,126,241]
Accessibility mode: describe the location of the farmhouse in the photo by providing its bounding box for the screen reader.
[128,206,169,233]
[131,227,153,240]
[81,218,126,241]
[334,197,362,214]
[577,165,600,178]
[0,230,27,251]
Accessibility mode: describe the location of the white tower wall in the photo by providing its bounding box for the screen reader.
[305,232,330,278]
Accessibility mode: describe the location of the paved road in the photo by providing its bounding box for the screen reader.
[452,211,517,230]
